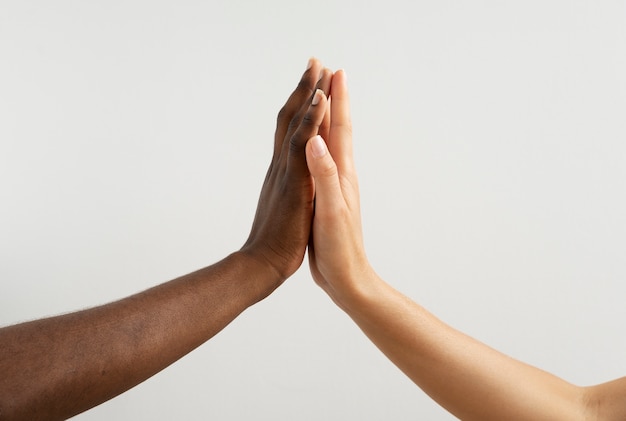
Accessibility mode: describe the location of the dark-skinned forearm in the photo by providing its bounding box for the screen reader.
[0,251,279,421]
[0,57,331,421]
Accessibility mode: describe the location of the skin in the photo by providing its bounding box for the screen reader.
[0,58,332,421]
[305,69,626,421]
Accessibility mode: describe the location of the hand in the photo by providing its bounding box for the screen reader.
[242,59,332,289]
[305,70,376,309]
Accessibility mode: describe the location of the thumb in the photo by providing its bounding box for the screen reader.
[306,135,343,209]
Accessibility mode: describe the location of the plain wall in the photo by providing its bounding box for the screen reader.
[1,1,625,419]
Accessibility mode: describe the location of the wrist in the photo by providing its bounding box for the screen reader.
[340,273,402,328]
[232,249,286,303]
[326,264,386,315]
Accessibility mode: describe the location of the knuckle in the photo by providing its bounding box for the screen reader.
[345,122,353,134]
[299,112,316,129]
[289,134,305,155]
[288,111,303,129]
[287,114,317,155]
[276,105,292,125]
[296,77,314,95]
[319,158,338,178]
[285,116,302,139]
[277,80,313,125]
[337,122,353,136]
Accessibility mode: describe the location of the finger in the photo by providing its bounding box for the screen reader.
[328,70,354,174]
[316,67,333,98]
[279,67,332,162]
[286,89,328,177]
[305,135,345,214]
[318,91,332,142]
[274,58,323,158]
[314,69,334,150]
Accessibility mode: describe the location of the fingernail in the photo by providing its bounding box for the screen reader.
[310,135,327,158]
[318,67,327,82]
[306,58,314,70]
[311,89,324,106]
[337,69,347,82]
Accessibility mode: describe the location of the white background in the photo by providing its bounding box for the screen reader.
[1,1,625,419]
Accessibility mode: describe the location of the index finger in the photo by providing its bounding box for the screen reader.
[328,70,354,174]
[274,58,323,158]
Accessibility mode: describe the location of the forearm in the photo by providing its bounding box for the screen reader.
[341,275,591,421]
[0,57,330,421]
[305,65,625,421]
[0,251,277,421]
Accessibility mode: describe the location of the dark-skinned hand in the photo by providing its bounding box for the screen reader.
[241,58,332,292]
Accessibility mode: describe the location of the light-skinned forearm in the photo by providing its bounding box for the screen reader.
[0,251,277,421]
[304,69,626,421]
[340,273,625,421]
